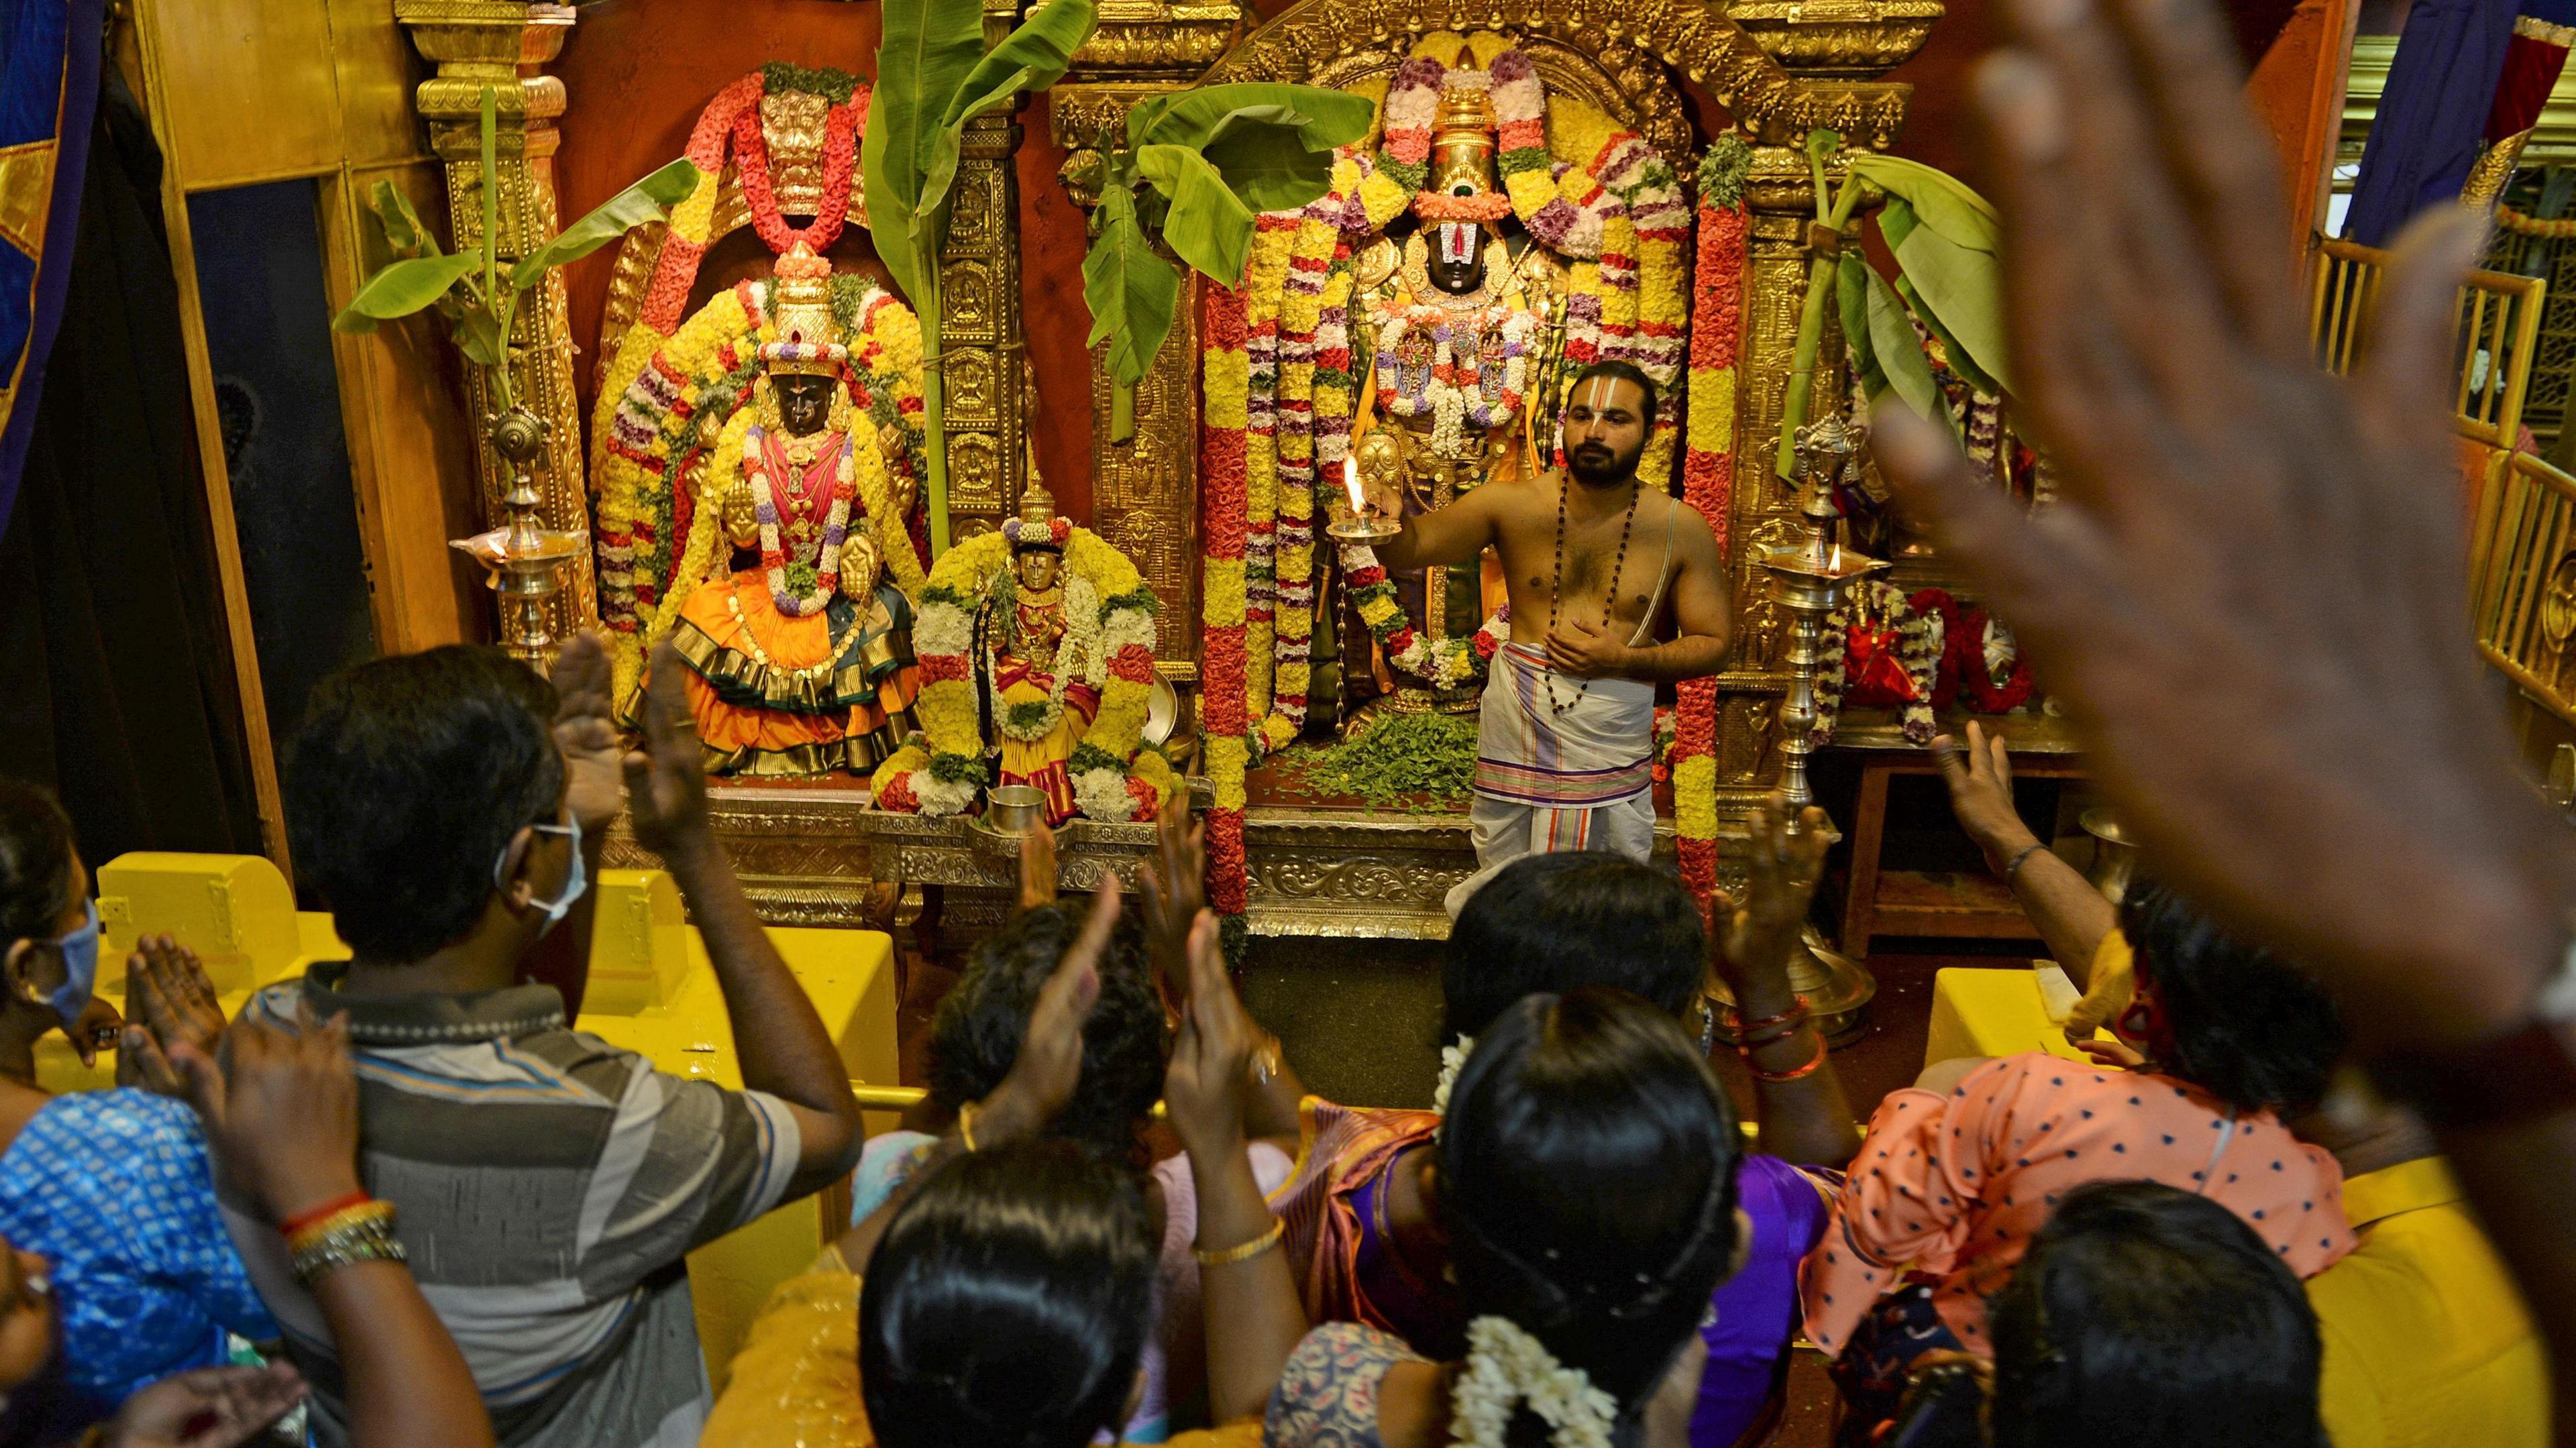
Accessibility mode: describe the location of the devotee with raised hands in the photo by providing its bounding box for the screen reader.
[227,637,862,1448]
[172,1011,492,1448]
[1862,0,2576,1397]
[1926,723,2130,1042]
[1804,875,2353,1437]
[1181,964,1744,1448]
[702,881,1269,1448]
[0,783,280,1429]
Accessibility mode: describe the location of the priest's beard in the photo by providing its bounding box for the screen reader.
[1568,432,1646,487]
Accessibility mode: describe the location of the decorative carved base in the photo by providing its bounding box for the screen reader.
[601,784,1743,941]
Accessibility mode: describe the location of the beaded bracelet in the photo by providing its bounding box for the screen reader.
[1193,1219,1284,1268]
[288,1202,406,1288]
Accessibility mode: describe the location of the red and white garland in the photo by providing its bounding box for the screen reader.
[1811,579,1944,747]
[1913,588,2037,716]
[745,426,855,616]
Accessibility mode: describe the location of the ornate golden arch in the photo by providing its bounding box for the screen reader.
[1197,0,1935,151]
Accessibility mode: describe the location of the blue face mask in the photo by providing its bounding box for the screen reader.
[494,814,588,938]
[45,901,99,1028]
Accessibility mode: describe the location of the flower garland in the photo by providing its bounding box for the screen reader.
[1913,588,2037,715]
[1811,580,1944,747]
[745,424,855,616]
[1453,1316,1620,1448]
[871,531,1167,820]
[733,87,863,254]
[1373,302,1534,459]
[1200,282,1253,918]
[1242,218,1297,730]
[594,274,924,708]
[1000,516,1071,550]
[1415,189,1514,224]
[1336,542,1493,690]
[1433,1034,1472,1114]
[1375,54,1444,194]
[987,575,1101,743]
[1671,137,1751,920]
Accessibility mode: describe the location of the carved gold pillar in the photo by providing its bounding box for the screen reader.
[938,109,1028,545]
[1050,0,1243,679]
[394,0,597,639]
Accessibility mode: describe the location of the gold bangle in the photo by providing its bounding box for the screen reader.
[1193,1218,1284,1268]
[958,1100,980,1154]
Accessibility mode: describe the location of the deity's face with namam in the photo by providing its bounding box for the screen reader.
[1016,546,1061,595]
[773,373,839,437]
[1425,219,1487,295]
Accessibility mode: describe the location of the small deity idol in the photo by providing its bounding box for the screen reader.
[667,248,920,775]
[979,485,1097,826]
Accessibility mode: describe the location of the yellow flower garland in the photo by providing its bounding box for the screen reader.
[874,527,1167,820]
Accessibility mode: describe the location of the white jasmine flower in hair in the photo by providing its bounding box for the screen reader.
[1433,1036,1473,1115]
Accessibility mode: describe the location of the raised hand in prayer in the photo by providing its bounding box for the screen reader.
[974,880,1117,1145]
[1709,792,1831,999]
[551,631,625,838]
[116,935,226,1098]
[1868,0,2546,1054]
[172,1007,362,1227]
[1927,723,2035,876]
[1137,789,1207,1001]
[623,643,716,863]
[1017,819,1059,909]
[101,1361,307,1448]
[1164,909,1256,1158]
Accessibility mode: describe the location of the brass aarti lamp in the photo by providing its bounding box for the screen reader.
[452,404,584,671]
[1748,412,1887,1041]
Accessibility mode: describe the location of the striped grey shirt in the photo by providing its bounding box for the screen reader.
[224,967,802,1448]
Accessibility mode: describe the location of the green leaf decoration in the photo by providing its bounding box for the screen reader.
[1876,197,2009,396]
[453,309,508,368]
[1697,135,1753,209]
[1804,127,1843,165]
[333,252,486,331]
[760,61,860,108]
[511,158,700,289]
[1197,119,1343,214]
[1846,155,2000,249]
[863,0,991,302]
[1839,252,1884,403]
[364,180,439,260]
[1132,83,1375,154]
[1854,252,1947,430]
[1081,188,1181,388]
[1138,144,1256,282]
[942,0,1095,133]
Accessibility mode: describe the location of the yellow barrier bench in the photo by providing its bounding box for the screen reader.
[1924,965,2110,1072]
[32,853,900,1386]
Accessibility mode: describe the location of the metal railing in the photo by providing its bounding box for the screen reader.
[2307,237,2547,448]
[2471,449,2576,726]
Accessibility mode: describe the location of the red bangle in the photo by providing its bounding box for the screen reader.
[278,1191,372,1238]
[1726,994,1811,1035]
[1748,1035,1830,1082]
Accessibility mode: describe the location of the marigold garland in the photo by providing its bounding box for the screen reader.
[870,529,1165,820]
[1672,136,1750,920]
[1201,282,1254,917]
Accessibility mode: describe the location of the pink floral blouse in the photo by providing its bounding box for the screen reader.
[1800,1052,2355,1357]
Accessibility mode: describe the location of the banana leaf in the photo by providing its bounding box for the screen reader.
[1198,121,1345,214]
[1130,82,1375,154]
[365,180,439,260]
[511,158,700,288]
[1138,144,1256,284]
[332,252,486,332]
[1848,156,2010,396]
[1839,251,1952,435]
[862,0,991,304]
[1083,188,1181,389]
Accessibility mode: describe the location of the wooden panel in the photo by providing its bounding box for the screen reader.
[327,0,436,172]
[320,162,488,654]
[137,0,343,190]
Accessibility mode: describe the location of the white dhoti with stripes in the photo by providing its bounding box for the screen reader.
[1444,641,1656,917]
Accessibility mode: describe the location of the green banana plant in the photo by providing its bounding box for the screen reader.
[866,0,1097,557]
[1776,129,2008,480]
[333,86,698,415]
[1081,82,1377,440]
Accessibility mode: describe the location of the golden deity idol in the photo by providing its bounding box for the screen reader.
[664,245,922,776]
[979,485,1095,826]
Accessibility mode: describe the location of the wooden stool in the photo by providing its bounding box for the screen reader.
[1830,714,2086,959]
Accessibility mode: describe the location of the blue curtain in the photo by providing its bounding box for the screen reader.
[2344,0,2518,247]
[0,0,104,533]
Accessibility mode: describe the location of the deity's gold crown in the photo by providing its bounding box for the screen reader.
[1430,44,1501,200]
[761,243,849,376]
[1004,483,1068,552]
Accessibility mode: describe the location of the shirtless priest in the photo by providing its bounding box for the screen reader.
[1357,360,1732,915]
